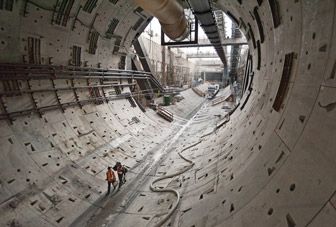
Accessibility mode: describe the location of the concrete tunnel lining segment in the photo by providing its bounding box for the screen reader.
[0,0,336,226]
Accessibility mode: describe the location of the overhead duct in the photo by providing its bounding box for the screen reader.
[132,0,189,41]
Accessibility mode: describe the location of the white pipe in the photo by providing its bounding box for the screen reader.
[132,0,189,41]
[149,139,202,226]
[150,154,194,226]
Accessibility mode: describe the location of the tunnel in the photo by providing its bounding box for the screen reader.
[0,0,335,227]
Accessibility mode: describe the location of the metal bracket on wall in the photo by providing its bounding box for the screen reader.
[51,79,65,113]
[71,78,83,109]
[71,5,82,30]
[100,79,108,103]
[0,95,12,124]
[27,80,42,118]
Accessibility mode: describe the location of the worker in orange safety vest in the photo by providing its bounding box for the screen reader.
[106,167,116,194]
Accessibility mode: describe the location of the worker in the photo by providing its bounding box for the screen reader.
[106,167,116,194]
[121,165,128,184]
[117,163,124,189]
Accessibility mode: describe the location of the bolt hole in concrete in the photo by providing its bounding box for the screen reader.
[290,184,296,191]
[268,208,273,215]
[56,217,63,223]
[286,213,296,227]
[275,151,285,163]
[30,200,38,206]
[7,179,15,184]
[138,206,144,212]
[268,167,276,176]
[230,203,235,212]
[230,174,234,180]
[276,188,280,193]
[296,115,305,124]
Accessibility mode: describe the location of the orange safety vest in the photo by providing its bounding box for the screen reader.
[106,169,115,182]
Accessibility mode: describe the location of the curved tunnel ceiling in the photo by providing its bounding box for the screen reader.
[0,0,335,226]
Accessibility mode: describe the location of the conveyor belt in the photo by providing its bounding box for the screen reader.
[188,0,227,68]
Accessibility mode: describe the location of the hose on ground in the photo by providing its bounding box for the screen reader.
[149,140,202,226]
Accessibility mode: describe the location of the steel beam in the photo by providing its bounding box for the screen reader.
[133,38,155,75]
[187,53,219,58]
[168,38,247,48]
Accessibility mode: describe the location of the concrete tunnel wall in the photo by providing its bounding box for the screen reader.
[0,0,335,226]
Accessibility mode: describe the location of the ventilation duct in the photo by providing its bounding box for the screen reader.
[132,0,189,41]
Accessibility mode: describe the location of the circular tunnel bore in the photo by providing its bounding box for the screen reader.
[0,1,336,227]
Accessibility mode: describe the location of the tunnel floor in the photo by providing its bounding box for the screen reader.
[71,88,229,227]
[1,0,336,226]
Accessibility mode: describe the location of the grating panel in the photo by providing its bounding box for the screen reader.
[253,7,265,43]
[269,0,281,28]
[88,31,99,54]
[28,37,41,64]
[83,0,98,13]
[133,17,144,31]
[72,46,81,66]
[106,18,119,38]
[54,0,74,27]
[272,52,294,111]
[109,0,119,5]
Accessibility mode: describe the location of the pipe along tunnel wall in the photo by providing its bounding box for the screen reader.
[0,0,336,226]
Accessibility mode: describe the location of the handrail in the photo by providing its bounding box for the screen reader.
[0,63,153,74]
[0,92,135,121]
[0,63,165,93]
[0,83,136,96]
